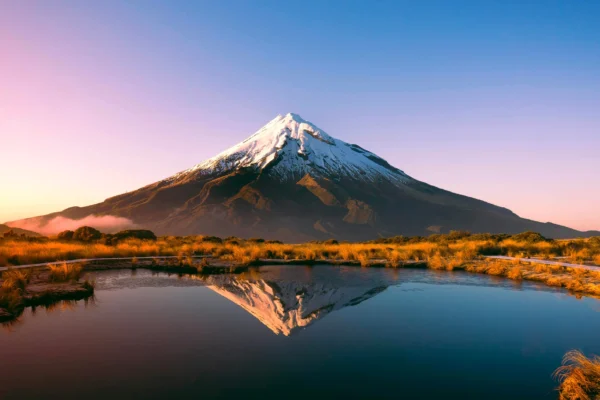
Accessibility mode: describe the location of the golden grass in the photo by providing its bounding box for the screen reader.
[506,266,523,280]
[0,288,23,314]
[1,235,598,268]
[0,238,186,266]
[1,269,32,292]
[48,263,83,282]
[554,350,600,400]
[0,269,33,313]
[2,234,600,297]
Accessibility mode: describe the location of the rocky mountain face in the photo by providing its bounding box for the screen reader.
[7,113,598,240]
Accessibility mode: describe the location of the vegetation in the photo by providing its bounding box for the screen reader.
[554,350,600,400]
[1,229,600,297]
[0,269,33,315]
[1,263,92,321]
[48,263,84,282]
[72,226,102,242]
[3,230,598,267]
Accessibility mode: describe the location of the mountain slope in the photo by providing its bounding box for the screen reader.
[6,113,598,240]
[0,224,41,238]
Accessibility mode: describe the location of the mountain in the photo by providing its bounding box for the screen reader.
[6,113,598,240]
[0,224,41,238]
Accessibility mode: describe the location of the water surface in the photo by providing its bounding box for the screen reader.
[2,266,599,399]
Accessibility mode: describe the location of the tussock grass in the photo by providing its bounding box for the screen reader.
[2,233,599,268]
[0,269,32,314]
[0,288,23,314]
[1,269,32,292]
[554,350,600,400]
[2,232,600,297]
[48,263,83,282]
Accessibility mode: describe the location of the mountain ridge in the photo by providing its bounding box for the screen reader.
[6,113,599,240]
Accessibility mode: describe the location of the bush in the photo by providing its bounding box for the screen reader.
[511,231,550,243]
[588,237,600,246]
[3,230,18,239]
[57,230,74,240]
[247,238,265,243]
[201,236,223,243]
[111,229,157,242]
[73,226,102,242]
[447,230,471,241]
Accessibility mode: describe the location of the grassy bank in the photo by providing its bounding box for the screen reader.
[2,231,599,267]
[0,263,94,321]
[555,350,600,400]
[1,230,600,298]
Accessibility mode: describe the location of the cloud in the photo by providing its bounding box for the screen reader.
[7,215,135,235]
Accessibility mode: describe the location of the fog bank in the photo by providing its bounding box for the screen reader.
[8,215,135,235]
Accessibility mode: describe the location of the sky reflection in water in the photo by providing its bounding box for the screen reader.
[1,266,599,400]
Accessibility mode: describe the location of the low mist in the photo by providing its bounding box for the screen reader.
[8,215,135,235]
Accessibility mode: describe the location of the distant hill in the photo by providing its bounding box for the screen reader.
[0,224,41,238]
[7,113,599,241]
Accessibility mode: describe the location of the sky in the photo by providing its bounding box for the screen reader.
[1,0,599,231]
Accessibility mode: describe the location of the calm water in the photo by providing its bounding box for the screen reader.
[2,266,600,400]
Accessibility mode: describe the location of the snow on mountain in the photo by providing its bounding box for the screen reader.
[179,113,410,184]
[7,112,597,240]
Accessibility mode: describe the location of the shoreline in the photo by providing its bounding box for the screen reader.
[3,254,598,272]
[2,255,599,324]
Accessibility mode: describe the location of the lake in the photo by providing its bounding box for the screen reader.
[1,266,599,399]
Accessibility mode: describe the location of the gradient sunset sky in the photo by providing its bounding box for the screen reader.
[1,1,599,231]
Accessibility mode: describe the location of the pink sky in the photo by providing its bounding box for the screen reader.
[1,2,598,232]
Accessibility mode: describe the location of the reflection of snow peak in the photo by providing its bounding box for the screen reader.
[177,113,409,184]
[206,271,389,336]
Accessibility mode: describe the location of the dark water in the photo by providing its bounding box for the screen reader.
[2,266,600,400]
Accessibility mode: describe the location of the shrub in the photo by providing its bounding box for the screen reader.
[447,230,471,241]
[588,237,600,246]
[73,226,102,242]
[247,238,265,243]
[57,230,75,241]
[111,230,157,243]
[511,231,550,243]
[3,230,18,238]
[201,236,223,244]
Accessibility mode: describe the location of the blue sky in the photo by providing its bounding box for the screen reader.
[1,1,599,230]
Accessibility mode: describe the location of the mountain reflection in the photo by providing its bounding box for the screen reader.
[204,266,399,336]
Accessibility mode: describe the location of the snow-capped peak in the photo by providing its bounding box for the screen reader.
[181,113,409,184]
